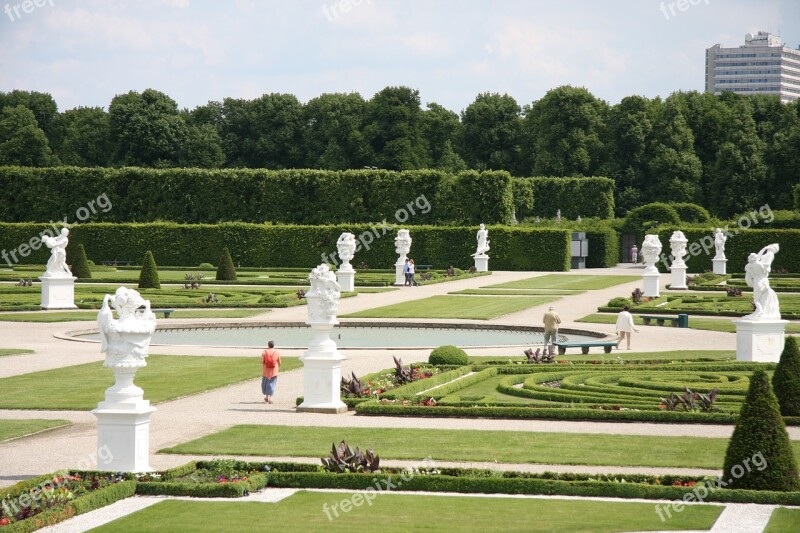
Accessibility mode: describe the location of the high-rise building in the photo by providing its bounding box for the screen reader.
[705,31,800,103]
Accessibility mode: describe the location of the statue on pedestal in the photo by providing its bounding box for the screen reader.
[473,224,490,257]
[714,228,727,260]
[641,235,662,271]
[743,244,781,320]
[336,232,356,270]
[670,231,688,266]
[42,228,72,277]
[97,287,156,369]
[307,264,341,324]
[395,229,412,261]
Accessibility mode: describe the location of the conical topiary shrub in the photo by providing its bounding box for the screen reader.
[773,336,800,416]
[138,251,160,289]
[216,247,237,281]
[722,370,800,491]
[71,243,92,279]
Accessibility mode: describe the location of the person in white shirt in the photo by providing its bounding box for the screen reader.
[615,305,639,350]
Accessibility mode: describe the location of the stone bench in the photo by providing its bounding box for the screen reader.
[151,309,175,319]
[555,341,618,355]
[640,314,679,327]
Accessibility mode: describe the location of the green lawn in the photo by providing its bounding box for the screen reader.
[0,355,301,410]
[578,312,800,335]
[450,288,584,296]
[764,507,800,533]
[341,295,557,320]
[0,419,70,442]
[0,348,33,357]
[0,309,269,322]
[88,492,723,533]
[486,274,639,291]
[160,425,800,469]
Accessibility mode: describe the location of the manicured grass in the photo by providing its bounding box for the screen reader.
[764,507,800,533]
[88,492,723,533]
[0,355,301,410]
[625,293,800,319]
[341,295,557,320]
[470,350,734,362]
[486,274,639,291]
[160,425,800,469]
[579,312,800,334]
[0,348,33,357]
[450,288,584,296]
[0,309,269,322]
[0,419,70,442]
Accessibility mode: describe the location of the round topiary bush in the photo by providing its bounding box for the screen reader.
[428,345,468,366]
[138,251,161,289]
[670,202,711,223]
[623,203,681,236]
[71,243,92,279]
[607,297,630,308]
[199,262,215,270]
[773,336,800,416]
[216,247,238,281]
[722,370,800,491]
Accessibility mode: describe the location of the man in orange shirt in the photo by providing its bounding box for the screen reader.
[261,340,281,404]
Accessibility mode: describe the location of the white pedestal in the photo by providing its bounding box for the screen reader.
[474,255,489,272]
[713,258,727,275]
[40,276,77,309]
[670,264,687,290]
[734,319,788,363]
[297,324,347,414]
[642,270,661,298]
[394,262,406,286]
[337,269,355,292]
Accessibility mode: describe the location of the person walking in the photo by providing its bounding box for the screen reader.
[408,259,419,286]
[631,244,639,264]
[261,340,281,404]
[615,306,639,350]
[403,258,411,286]
[542,305,561,353]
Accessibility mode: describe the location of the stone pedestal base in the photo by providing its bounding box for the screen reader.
[337,269,355,292]
[670,265,687,290]
[92,402,155,473]
[474,255,489,272]
[394,262,406,286]
[297,325,348,414]
[713,258,727,275]
[642,271,661,298]
[40,276,77,309]
[734,319,788,362]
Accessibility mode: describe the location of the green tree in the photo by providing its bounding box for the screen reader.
[421,102,463,166]
[138,251,161,289]
[646,100,702,202]
[0,105,56,166]
[0,90,59,139]
[363,86,429,170]
[460,93,522,172]
[773,336,800,417]
[108,89,187,167]
[303,92,370,169]
[526,85,607,176]
[247,93,305,169]
[71,244,92,279]
[53,107,111,167]
[180,124,225,168]
[215,247,237,281]
[434,140,467,172]
[722,370,799,491]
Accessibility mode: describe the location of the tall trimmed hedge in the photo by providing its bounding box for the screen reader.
[0,167,515,225]
[525,177,615,219]
[511,178,535,220]
[773,336,800,417]
[0,223,572,271]
[216,247,237,281]
[138,250,160,289]
[70,243,92,279]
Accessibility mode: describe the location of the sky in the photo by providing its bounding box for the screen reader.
[0,0,798,114]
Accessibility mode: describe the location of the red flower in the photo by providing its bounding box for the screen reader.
[0,518,11,526]
[686,481,697,487]
[673,480,683,486]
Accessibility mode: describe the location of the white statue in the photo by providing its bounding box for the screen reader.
[336,232,356,267]
[714,228,727,260]
[641,234,662,269]
[97,287,156,369]
[395,229,412,260]
[307,264,341,323]
[743,244,781,320]
[555,209,561,222]
[670,231,688,266]
[42,228,72,277]
[473,224,490,257]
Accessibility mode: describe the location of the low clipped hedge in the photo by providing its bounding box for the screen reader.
[380,366,472,398]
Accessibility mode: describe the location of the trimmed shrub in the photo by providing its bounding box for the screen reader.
[216,247,237,281]
[773,336,800,417]
[623,203,681,237]
[198,262,214,269]
[722,371,800,491]
[138,250,160,289]
[670,203,711,223]
[70,243,92,279]
[512,178,535,220]
[428,345,469,366]
[526,177,615,219]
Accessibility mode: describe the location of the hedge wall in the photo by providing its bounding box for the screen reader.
[0,167,515,225]
[525,177,615,219]
[655,227,800,273]
[0,223,573,271]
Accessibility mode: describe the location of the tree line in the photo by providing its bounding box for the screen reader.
[1,86,798,218]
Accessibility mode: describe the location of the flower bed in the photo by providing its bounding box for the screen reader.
[135,460,270,498]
